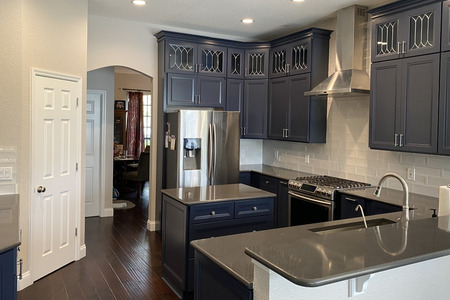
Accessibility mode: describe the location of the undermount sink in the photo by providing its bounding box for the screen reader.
[309,218,396,235]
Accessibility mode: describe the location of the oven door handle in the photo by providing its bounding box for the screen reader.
[288,191,332,206]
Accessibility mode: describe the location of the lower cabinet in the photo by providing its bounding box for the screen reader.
[194,250,252,300]
[161,195,274,299]
[249,172,289,228]
[338,193,401,220]
[0,248,17,300]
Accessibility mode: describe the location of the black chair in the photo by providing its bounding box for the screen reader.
[122,152,149,199]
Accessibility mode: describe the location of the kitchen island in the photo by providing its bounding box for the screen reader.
[190,189,448,299]
[161,184,276,299]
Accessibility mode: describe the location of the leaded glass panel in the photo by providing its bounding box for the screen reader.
[169,43,194,71]
[272,50,286,74]
[376,21,398,56]
[248,53,265,76]
[291,44,308,70]
[201,49,224,73]
[409,12,434,50]
[230,52,241,75]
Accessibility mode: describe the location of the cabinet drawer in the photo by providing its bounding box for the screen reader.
[235,198,273,218]
[257,175,278,193]
[189,202,234,224]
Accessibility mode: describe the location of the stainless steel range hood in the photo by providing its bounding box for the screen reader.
[305,5,370,97]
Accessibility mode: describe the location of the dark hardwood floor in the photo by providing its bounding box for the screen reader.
[18,184,179,300]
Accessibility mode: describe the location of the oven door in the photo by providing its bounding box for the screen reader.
[288,190,334,226]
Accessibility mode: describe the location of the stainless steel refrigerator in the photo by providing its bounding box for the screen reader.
[165,109,240,188]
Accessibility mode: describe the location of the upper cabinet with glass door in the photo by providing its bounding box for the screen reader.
[245,48,269,79]
[270,39,311,78]
[164,39,227,77]
[370,1,442,63]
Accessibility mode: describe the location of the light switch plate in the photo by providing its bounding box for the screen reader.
[407,168,415,181]
[0,167,13,181]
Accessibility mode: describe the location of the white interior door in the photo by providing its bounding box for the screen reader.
[31,69,81,281]
[85,90,104,217]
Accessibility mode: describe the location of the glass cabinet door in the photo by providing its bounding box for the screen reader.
[227,48,244,78]
[197,44,227,77]
[166,40,197,73]
[403,2,441,58]
[288,40,310,76]
[245,48,269,79]
[371,2,441,62]
[269,45,288,78]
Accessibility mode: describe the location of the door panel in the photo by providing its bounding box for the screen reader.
[288,74,311,142]
[369,60,401,150]
[32,71,80,281]
[85,91,103,217]
[401,54,439,153]
[268,78,289,139]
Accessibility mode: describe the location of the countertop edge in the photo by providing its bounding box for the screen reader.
[191,241,253,289]
[245,246,450,287]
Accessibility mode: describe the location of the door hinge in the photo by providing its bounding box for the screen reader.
[76,163,78,171]
[75,228,78,237]
[76,97,79,107]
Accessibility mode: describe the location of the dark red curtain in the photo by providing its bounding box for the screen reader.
[126,92,144,157]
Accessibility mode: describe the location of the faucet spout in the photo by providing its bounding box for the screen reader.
[355,204,368,228]
[374,172,409,221]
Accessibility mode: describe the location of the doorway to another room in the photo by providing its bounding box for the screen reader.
[86,66,153,218]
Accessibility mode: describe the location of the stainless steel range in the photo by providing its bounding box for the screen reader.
[288,175,370,226]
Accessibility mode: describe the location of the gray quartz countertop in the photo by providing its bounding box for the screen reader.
[240,164,313,181]
[161,183,276,205]
[245,215,450,287]
[191,209,445,289]
[0,194,20,253]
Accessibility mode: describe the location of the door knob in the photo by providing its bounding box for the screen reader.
[37,186,46,193]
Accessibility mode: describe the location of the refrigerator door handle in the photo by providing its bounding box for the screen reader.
[208,124,213,180]
[213,123,217,179]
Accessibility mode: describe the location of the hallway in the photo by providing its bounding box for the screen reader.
[18,186,178,300]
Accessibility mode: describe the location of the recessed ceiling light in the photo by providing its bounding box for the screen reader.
[131,0,147,6]
[241,18,254,24]
[292,0,305,2]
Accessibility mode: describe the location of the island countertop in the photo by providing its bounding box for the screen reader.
[161,183,276,205]
[0,194,20,253]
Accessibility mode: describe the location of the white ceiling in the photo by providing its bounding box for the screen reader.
[88,0,395,41]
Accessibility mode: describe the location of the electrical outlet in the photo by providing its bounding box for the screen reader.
[305,155,310,164]
[407,168,415,181]
[0,167,12,181]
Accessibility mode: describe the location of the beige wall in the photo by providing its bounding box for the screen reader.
[0,0,88,289]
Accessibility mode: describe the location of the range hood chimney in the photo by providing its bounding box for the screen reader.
[305,5,370,97]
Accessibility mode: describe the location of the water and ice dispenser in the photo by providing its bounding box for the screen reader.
[183,138,201,170]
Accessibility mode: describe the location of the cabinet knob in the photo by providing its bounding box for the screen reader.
[265,181,270,185]
[210,211,216,216]
[252,206,257,211]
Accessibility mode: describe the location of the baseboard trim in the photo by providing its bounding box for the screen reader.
[17,271,32,291]
[102,207,114,217]
[147,219,160,232]
[78,244,86,260]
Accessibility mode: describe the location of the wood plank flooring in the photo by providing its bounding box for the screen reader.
[18,186,179,300]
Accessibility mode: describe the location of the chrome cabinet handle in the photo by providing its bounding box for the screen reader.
[402,41,406,54]
[345,197,357,202]
[397,42,402,54]
[198,94,201,104]
[399,133,404,147]
[37,186,46,193]
[252,206,258,211]
[210,211,216,216]
[394,134,399,146]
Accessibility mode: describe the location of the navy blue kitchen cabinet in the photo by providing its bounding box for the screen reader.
[442,0,450,51]
[268,28,331,143]
[226,45,270,139]
[0,248,17,300]
[439,52,450,155]
[338,193,401,220]
[194,250,252,300]
[249,173,290,228]
[370,0,442,63]
[369,54,439,154]
[161,194,274,299]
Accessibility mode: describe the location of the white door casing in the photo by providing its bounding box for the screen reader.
[85,90,104,217]
[31,69,82,281]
